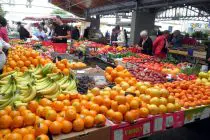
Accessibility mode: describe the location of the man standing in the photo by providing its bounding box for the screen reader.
[71,26,80,40]
[52,16,71,43]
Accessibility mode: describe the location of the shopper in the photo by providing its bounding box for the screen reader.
[0,16,9,43]
[34,26,47,41]
[153,30,170,59]
[0,37,11,73]
[83,27,90,39]
[52,15,71,43]
[17,22,30,40]
[71,26,80,40]
[138,30,153,55]
[171,30,183,49]
[124,29,128,47]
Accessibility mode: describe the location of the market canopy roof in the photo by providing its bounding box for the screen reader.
[49,0,210,17]
[23,15,86,23]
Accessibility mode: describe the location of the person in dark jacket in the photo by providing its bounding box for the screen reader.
[17,22,30,40]
[71,26,80,40]
[138,30,153,55]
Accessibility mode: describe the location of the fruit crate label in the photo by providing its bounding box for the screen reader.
[153,117,163,132]
[173,111,184,128]
[143,122,151,135]
[114,129,123,140]
[165,115,174,128]
[93,76,107,86]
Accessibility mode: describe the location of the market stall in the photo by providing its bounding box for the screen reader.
[0,39,209,140]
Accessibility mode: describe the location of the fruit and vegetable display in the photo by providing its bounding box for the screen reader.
[160,81,210,108]
[0,64,77,109]
[0,38,210,140]
[128,66,167,84]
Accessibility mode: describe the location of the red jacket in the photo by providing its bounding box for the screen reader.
[153,35,167,58]
[0,27,9,43]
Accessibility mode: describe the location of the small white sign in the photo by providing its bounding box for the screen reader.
[114,129,123,140]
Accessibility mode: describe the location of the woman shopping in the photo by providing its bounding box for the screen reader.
[0,38,11,73]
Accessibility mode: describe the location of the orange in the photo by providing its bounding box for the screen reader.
[7,133,22,140]
[43,120,52,127]
[39,98,52,107]
[73,118,85,132]
[56,116,64,122]
[62,68,70,75]
[35,123,48,136]
[65,109,77,121]
[13,55,20,61]
[116,65,124,72]
[124,111,135,123]
[84,116,94,128]
[126,95,134,103]
[93,96,104,105]
[27,101,39,113]
[0,110,7,117]
[114,77,123,84]
[103,98,112,108]
[90,103,100,113]
[57,63,65,70]
[99,105,108,115]
[105,66,113,74]
[115,95,126,105]
[0,115,12,129]
[112,112,123,124]
[139,107,149,118]
[24,60,31,67]
[17,60,24,67]
[72,101,82,113]
[36,134,49,140]
[52,101,64,112]
[118,104,128,115]
[36,106,45,117]
[23,134,35,140]
[45,110,57,121]
[12,116,24,129]
[9,60,17,68]
[110,90,119,100]
[4,106,12,114]
[19,128,29,137]
[20,66,28,72]
[20,56,27,61]
[31,59,39,66]
[111,101,118,111]
[61,120,72,134]
[106,109,114,120]
[111,70,118,78]
[94,114,106,127]
[89,110,97,117]
[24,113,36,126]
[49,121,62,135]
[130,100,140,110]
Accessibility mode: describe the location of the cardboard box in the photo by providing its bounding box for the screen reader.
[108,117,153,140]
[53,126,110,140]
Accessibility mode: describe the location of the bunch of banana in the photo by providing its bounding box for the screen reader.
[0,76,19,109]
[19,84,37,103]
[42,63,55,76]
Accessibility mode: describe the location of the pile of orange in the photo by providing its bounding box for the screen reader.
[0,93,106,139]
[105,65,137,86]
[160,81,210,108]
[88,87,149,123]
[3,46,52,73]
[54,59,87,75]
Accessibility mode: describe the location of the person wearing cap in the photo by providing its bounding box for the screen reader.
[138,30,153,55]
[0,16,9,43]
[52,16,71,43]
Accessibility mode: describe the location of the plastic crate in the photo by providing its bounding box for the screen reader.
[52,43,68,53]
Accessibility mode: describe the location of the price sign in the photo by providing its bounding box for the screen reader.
[165,115,174,128]
[143,122,151,135]
[153,117,163,132]
[114,129,123,140]
[93,76,107,86]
